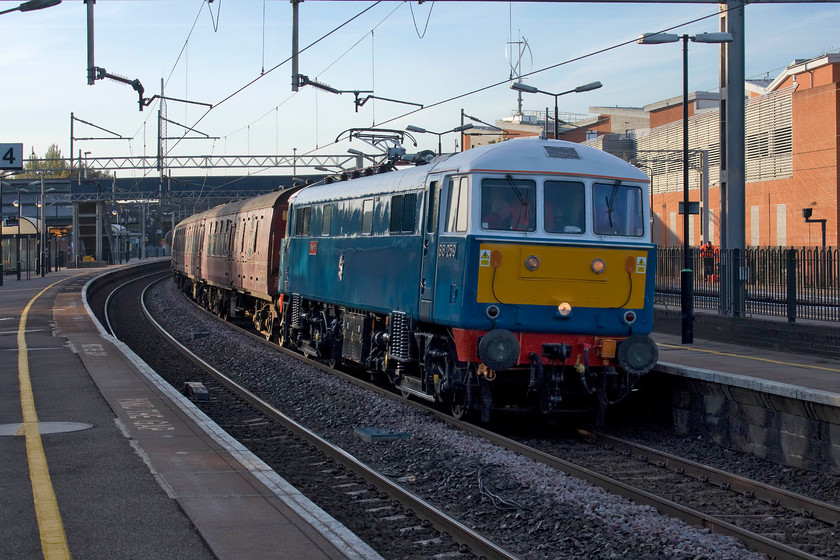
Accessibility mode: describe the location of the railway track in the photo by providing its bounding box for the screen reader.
[93,270,518,560]
[89,265,839,559]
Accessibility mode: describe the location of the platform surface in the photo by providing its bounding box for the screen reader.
[0,264,380,560]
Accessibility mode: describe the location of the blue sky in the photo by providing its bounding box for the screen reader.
[2,0,838,175]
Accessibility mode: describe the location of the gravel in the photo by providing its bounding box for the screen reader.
[147,279,768,560]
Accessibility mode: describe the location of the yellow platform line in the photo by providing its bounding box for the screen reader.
[18,274,86,560]
[658,342,840,374]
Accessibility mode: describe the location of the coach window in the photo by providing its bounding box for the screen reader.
[545,180,585,233]
[444,176,469,233]
[252,218,260,255]
[361,199,374,235]
[592,183,644,236]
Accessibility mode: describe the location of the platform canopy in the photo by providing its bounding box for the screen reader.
[0,217,41,236]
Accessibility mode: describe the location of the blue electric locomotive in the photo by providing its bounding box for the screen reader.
[278,137,658,420]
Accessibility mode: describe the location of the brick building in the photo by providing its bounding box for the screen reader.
[485,53,840,248]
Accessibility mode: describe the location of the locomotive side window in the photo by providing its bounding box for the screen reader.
[361,199,374,235]
[390,193,417,234]
[592,183,644,236]
[295,207,311,236]
[322,204,332,236]
[444,176,469,233]
[480,177,536,231]
[545,180,585,233]
[426,181,439,233]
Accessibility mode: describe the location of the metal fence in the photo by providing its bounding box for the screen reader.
[655,246,840,322]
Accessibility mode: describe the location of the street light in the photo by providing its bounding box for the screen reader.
[638,31,733,344]
[405,124,473,155]
[510,80,602,139]
[34,180,55,277]
[0,180,7,286]
[0,0,61,16]
[12,187,28,280]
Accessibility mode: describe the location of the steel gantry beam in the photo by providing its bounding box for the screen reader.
[51,154,362,173]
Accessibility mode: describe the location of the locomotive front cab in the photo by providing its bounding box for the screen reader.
[422,147,658,419]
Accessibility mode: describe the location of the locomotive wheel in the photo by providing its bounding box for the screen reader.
[450,390,471,420]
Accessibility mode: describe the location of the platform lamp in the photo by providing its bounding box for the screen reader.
[510,81,602,139]
[12,187,28,280]
[0,180,6,286]
[405,124,473,155]
[637,31,733,344]
[0,0,61,16]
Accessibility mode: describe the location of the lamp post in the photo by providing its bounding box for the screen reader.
[13,187,28,280]
[637,31,733,344]
[510,81,602,139]
[405,124,474,155]
[0,180,6,286]
[32,177,54,277]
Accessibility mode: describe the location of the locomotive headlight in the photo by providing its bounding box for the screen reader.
[591,258,606,274]
[557,302,572,316]
[525,255,540,271]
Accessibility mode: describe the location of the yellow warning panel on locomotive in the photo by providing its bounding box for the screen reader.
[476,243,648,309]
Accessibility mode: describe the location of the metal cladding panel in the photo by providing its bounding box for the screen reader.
[455,238,656,336]
[286,234,423,317]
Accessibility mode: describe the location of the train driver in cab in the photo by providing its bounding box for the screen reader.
[483,195,514,230]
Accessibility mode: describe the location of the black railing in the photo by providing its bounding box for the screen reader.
[655,246,840,322]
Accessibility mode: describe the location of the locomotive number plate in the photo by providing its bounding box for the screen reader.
[438,243,457,259]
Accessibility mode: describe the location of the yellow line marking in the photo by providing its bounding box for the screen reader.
[657,342,840,374]
[18,274,86,560]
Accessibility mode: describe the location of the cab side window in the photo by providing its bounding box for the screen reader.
[444,177,469,233]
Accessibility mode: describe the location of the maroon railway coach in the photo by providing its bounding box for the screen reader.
[171,189,298,332]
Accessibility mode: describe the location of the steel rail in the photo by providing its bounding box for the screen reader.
[139,277,521,560]
[154,274,825,560]
[594,432,840,526]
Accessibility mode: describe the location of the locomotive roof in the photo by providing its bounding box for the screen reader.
[290,138,649,205]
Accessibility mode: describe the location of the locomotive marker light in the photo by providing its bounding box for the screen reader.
[510,81,602,140]
[591,258,606,274]
[405,124,473,155]
[637,30,733,345]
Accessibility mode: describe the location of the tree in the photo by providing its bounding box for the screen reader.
[19,144,110,180]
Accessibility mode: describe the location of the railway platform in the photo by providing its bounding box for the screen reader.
[0,263,381,560]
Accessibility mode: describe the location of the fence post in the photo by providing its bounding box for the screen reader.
[787,248,796,323]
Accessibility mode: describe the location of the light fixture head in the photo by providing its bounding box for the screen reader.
[637,32,680,45]
[510,82,538,94]
[406,125,427,134]
[575,81,602,93]
[691,32,734,44]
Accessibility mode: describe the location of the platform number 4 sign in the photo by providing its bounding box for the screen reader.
[1,143,24,170]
